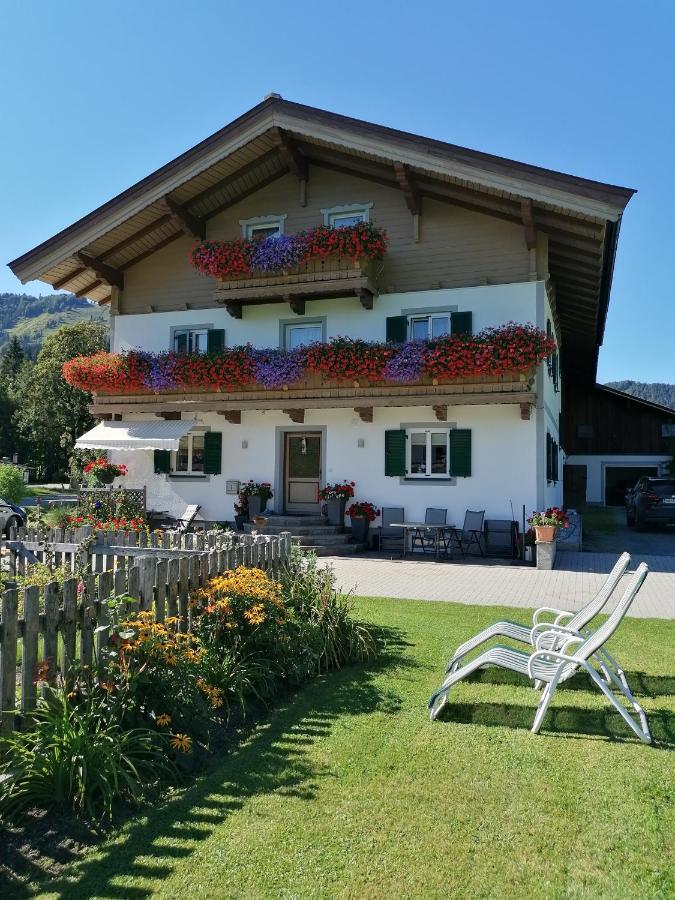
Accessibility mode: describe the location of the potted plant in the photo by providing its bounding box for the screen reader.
[238,480,273,522]
[83,457,128,486]
[319,480,355,525]
[347,500,380,544]
[527,507,569,544]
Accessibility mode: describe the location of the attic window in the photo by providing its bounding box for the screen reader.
[239,214,287,240]
[321,203,373,228]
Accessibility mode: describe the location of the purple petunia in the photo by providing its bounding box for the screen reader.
[384,341,427,383]
[139,352,177,392]
[249,234,306,272]
[250,348,305,388]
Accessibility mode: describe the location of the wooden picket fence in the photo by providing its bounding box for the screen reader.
[0,527,292,735]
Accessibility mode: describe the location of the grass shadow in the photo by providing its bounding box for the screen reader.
[2,625,417,899]
[465,667,675,698]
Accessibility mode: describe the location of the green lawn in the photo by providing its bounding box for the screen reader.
[582,505,619,534]
[11,598,675,899]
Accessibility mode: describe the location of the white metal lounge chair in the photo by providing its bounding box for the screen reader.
[447,552,631,673]
[428,563,651,744]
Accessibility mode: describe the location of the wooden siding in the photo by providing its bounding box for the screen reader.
[120,166,530,315]
[563,385,675,454]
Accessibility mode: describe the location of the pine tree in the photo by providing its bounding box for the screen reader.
[0,335,25,381]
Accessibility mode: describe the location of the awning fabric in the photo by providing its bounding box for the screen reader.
[75,419,194,451]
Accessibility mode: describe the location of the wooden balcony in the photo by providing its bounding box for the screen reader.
[91,373,536,423]
[213,256,379,317]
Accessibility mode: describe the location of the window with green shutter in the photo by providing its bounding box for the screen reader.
[203,431,222,475]
[386,316,408,343]
[449,429,472,477]
[154,449,171,474]
[451,311,473,335]
[207,329,225,353]
[385,429,407,476]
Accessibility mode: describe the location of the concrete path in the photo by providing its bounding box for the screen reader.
[325,551,675,619]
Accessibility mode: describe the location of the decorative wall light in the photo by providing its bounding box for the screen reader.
[241,439,248,449]
[357,438,365,448]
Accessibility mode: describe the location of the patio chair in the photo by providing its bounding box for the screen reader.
[379,507,405,556]
[446,551,631,673]
[411,508,448,555]
[447,510,485,557]
[428,563,651,744]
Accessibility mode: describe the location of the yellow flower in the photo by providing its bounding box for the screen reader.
[243,604,266,626]
[156,713,172,727]
[164,653,178,666]
[67,690,77,700]
[100,681,115,693]
[170,733,192,753]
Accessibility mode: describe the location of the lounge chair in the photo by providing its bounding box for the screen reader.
[411,508,448,555]
[447,510,485,557]
[379,507,405,556]
[428,562,651,744]
[154,504,202,533]
[447,552,631,673]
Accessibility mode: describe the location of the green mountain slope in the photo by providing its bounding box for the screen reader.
[605,380,675,410]
[0,292,108,356]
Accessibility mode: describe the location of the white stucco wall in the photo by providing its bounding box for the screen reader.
[111,282,539,354]
[565,454,671,505]
[111,404,538,527]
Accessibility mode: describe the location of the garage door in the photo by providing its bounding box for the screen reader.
[605,466,658,506]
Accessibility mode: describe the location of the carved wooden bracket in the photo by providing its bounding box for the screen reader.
[520,402,532,421]
[521,199,537,250]
[354,406,373,422]
[432,405,447,421]
[283,408,305,423]
[289,296,306,315]
[75,251,124,290]
[357,288,374,310]
[159,196,206,240]
[218,410,242,424]
[158,411,181,420]
[224,300,243,319]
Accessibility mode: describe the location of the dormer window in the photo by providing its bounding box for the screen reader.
[239,214,287,240]
[321,203,373,228]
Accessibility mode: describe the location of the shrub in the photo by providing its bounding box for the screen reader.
[0,464,26,504]
[0,686,172,821]
[39,503,78,529]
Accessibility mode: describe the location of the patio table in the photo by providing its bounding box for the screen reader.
[391,522,456,561]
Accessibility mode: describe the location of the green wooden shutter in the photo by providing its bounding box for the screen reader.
[386,316,408,343]
[154,449,171,474]
[385,429,407,476]
[207,328,225,353]
[449,429,472,477]
[203,431,222,475]
[451,311,473,335]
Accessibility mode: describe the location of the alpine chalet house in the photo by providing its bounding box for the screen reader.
[8,96,634,538]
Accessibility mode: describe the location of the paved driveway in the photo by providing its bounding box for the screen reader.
[325,550,675,619]
[583,506,675,556]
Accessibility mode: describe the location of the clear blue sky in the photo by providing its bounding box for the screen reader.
[1,0,673,383]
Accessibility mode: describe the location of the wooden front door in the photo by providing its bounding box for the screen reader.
[284,432,322,514]
[563,464,587,510]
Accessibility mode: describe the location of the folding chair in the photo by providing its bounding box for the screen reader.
[411,508,448,555]
[447,510,485,557]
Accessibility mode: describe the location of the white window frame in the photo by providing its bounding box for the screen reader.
[284,321,324,350]
[172,327,209,354]
[408,313,451,341]
[239,214,287,240]
[171,432,206,476]
[405,428,450,479]
[321,203,373,227]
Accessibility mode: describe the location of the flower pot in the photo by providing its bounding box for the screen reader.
[95,471,115,485]
[234,514,245,532]
[247,495,262,522]
[350,515,370,544]
[326,498,346,526]
[534,525,556,544]
[252,515,268,529]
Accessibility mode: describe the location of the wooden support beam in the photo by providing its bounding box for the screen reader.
[357,288,374,310]
[354,407,373,422]
[158,411,181,420]
[394,163,422,241]
[218,410,241,424]
[432,405,447,422]
[270,127,308,181]
[187,149,281,208]
[520,402,532,421]
[75,251,125,289]
[282,408,304,423]
[75,279,102,297]
[520,199,537,250]
[289,296,305,315]
[53,266,87,290]
[159,196,206,240]
[223,300,243,319]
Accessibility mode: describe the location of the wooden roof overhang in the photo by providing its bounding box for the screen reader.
[90,375,537,423]
[8,96,635,382]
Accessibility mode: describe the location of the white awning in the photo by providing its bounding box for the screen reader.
[75,419,195,451]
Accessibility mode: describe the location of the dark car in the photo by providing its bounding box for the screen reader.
[0,497,26,535]
[625,477,675,531]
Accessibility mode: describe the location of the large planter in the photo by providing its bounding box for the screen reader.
[95,471,115,485]
[247,495,263,522]
[326,498,347,526]
[534,525,556,544]
[234,514,246,532]
[350,515,370,544]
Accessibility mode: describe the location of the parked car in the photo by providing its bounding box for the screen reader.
[625,477,675,531]
[0,497,26,536]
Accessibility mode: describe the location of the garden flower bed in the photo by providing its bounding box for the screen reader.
[62,324,556,395]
